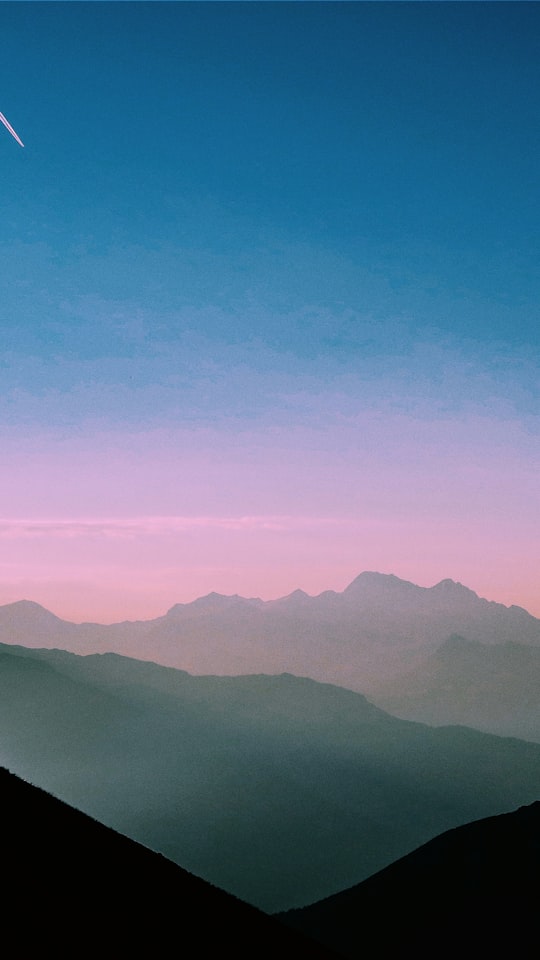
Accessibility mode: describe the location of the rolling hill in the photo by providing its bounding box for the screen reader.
[2,641,540,911]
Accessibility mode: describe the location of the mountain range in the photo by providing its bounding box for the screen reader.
[2,639,540,911]
[1,571,538,740]
[3,576,537,682]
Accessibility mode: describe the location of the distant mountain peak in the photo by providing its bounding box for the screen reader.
[343,572,418,594]
[194,591,228,604]
[9,599,49,610]
[272,589,312,607]
[431,579,478,599]
[165,592,263,616]
[164,601,186,617]
[0,599,62,622]
[194,591,261,607]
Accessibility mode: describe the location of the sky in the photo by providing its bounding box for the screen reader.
[0,1,538,621]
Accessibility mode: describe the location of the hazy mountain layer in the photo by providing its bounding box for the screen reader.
[280,801,540,957]
[0,767,337,958]
[369,634,540,742]
[2,642,540,911]
[0,573,538,692]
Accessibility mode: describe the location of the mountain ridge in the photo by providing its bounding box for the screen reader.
[1,572,536,626]
[0,572,537,697]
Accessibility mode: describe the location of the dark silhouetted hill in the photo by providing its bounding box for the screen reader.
[0,767,337,958]
[2,642,540,911]
[279,801,540,957]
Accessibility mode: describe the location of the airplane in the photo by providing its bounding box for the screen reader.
[0,111,24,147]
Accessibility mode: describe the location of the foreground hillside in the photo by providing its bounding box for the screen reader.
[2,641,540,911]
[280,801,540,957]
[0,767,335,958]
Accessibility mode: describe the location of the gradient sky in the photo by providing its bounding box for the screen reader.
[0,1,538,621]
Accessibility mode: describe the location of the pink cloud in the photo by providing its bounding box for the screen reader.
[0,514,346,540]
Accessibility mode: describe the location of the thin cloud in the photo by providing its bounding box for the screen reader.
[0,515,347,540]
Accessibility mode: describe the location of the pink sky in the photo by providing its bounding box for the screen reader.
[1,408,537,623]
[0,508,537,622]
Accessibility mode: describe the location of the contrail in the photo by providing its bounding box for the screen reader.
[0,112,24,147]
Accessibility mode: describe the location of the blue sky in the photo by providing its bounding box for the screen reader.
[0,2,538,619]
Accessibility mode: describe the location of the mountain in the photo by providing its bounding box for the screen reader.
[0,767,336,958]
[2,641,540,911]
[0,572,538,691]
[369,634,540,742]
[279,801,540,957]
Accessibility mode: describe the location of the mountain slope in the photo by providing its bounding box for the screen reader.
[0,767,336,958]
[280,801,540,957]
[369,634,540,742]
[2,641,540,911]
